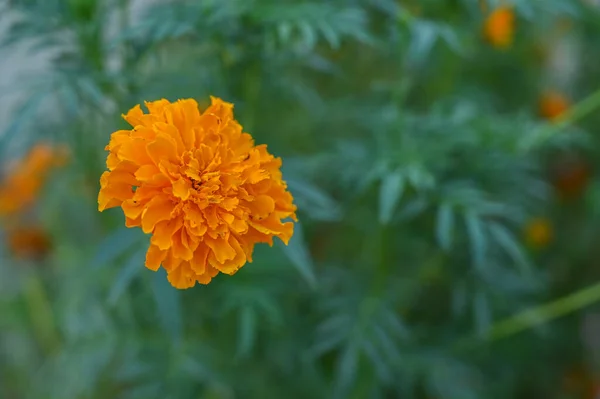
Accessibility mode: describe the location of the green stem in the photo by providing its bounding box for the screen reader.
[519,87,600,152]
[24,271,60,354]
[454,279,600,352]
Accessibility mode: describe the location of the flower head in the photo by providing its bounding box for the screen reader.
[524,217,553,249]
[7,225,51,260]
[0,143,68,217]
[539,90,570,121]
[552,157,590,201]
[98,97,297,289]
[483,6,515,49]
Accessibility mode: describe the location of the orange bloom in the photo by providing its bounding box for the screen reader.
[0,143,68,216]
[483,6,515,49]
[539,91,570,121]
[98,97,297,289]
[7,225,51,260]
[552,158,590,200]
[524,217,553,249]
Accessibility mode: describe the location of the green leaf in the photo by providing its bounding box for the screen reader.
[333,342,359,399]
[280,221,317,288]
[107,249,145,306]
[91,227,144,269]
[436,203,454,251]
[464,212,486,271]
[379,170,405,224]
[151,269,183,343]
[0,93,47,152]
[287,178,342,221]
[236,306,256,359]
[473,291,491,336]
[488,222,532,275]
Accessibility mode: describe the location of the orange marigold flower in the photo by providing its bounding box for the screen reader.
[539,90,570,121]
[98,97,297,289]
[0,143,68,216]
[483,6,515,49]
[524,217,553,249]
[551,157,590,201]
[7,225,51,260]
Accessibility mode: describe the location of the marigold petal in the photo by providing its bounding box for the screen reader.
[171,228,194,261]
[123,104,144,126]
[162,250,183,272]
[145,244,167,271]
[151,217,183,250]
[119,138,153,165]
[144,99,171,116]
[247,195,275,218]
[249,216,294,245]
[166,261,197,289]
[135,164,161,182]
[147,135,179,165]
[189,243,210,275]
[122,198,144,220]
[196,263,219,285]
[205,235,237,264]
[141,196,175,234]
[173,178,192,201]
[209,235,246,275]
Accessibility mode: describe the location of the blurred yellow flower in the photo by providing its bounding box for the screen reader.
[524,217,553,248]
[7,225,51,260]
[98,97,297,289]
[483,6,515,49]
[0,143,68,217]
[539,90,570,121]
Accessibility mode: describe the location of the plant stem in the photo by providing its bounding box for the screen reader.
[519,87,600,152]
[24,271,60,355]
[453,279,600,352]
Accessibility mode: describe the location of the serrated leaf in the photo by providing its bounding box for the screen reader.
[407,20,438,66]
[151,269,182,343]
[436,203,454,251]
[287,179,342,221]
[333,342,359,398]
[0,93,47,152]
[280,222,317,288]
[488,222,532,276]
[379,170,405,224]
[319,21,340,48]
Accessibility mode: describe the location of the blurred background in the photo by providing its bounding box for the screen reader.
[2,0,600,398]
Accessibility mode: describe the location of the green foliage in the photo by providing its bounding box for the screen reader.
[2,0,600,398]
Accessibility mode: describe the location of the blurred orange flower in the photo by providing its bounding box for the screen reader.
[563,366,600,399]
[524,217,553,248]
[6,225,51,260]
[552,157,590,200]
[98,97,297,289]
[483,6,515,49]
[0,143,68,217]
[539,91,570,121]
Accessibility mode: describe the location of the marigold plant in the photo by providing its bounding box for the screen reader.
[0,143,67,216]
[539,90,570,121]
[98,97,297,289]
[551,157,591,200]
[7,225,51,260]
[483,6,515,49]
[524,217,553,249]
